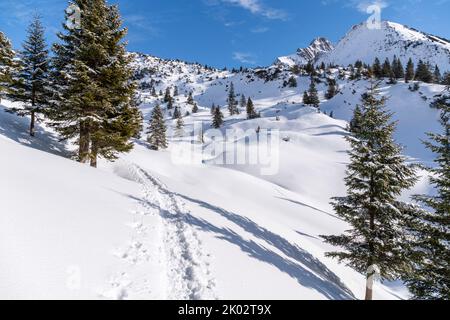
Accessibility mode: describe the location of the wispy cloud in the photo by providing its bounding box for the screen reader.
[205,0,287,20]
[232,52,257,64]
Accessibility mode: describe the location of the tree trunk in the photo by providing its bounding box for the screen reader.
[365,276,374,300]
[90,139,98,168]
[79,121,90,163]
[30,110,36,137]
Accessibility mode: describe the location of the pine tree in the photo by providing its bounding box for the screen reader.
[303,91,310,105]
[246,97,258,120]
[175,110,184,137]
[322,82,418,300]
[0,31,17,102]
[147,104,167,150]
[287,76,297,88]
[443,72,450,86]
[164,87,172,103]
[210,103,216,115]
[7,15,51,137]
[240,94,246,109]
[173,106,181,119]
[51,0,140,167]
[404,94,450,300]
[192,102,199,113]
[307,77,320,107]
[372,58,382,79]
[173,85,178,96]
[433,65,442,84]
[227,82,238,115]
[415,60,433,83]
[151,86,157,97]
[382,58,392,78]
[212,106,224,128]
[325,78,338,100]
[393,56,404,79]
[187,91,195,105]
[405,58,415,83]
[349,105,363,135]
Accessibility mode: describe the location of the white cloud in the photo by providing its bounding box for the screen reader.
[213,0,287,20]
[232,52,257,64]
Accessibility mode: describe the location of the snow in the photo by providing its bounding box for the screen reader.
[0,19,444,300]
[317,21,450,73]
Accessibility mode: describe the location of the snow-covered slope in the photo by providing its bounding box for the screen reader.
[318,21,450,72]
[1,19,446,300]
[276,38,334,67]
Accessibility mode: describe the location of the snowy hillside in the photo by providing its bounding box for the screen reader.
[317,21,450,72]
[1,18,447,300]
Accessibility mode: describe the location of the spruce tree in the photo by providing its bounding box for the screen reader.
[8,15,50,137]
[404,94,450,300]
[303,91,310,105]
[322,82,418,300]
[382,58,392,78]
[433,65,442,84]
[372,58,382,79]
[287,76,297,88]
[51,0,140,166]
[246,97,258,120]
[415,60,433,83]
[173,106,181,119]
[192,102,199,113]
[227,82,238,115]
[175,110,184,137]
[443,72,450,86]
[164,87,172,103]
[210,103,216,115]
[240,94,246,109]
[349,105,363,135]
[147,104,167,150]
[173,85,178,96]
[0,31,17,102]
[187,91,195,105]
[212,106,224,128]
[405,58,415,83]
[307,77,320,107]
[325,78,338,100]
[393,56,404,79]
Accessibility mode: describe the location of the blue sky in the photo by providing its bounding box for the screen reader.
[0,0,449,68]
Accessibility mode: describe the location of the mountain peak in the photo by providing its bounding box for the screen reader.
[317,20,450,71]
[276,37,334,67]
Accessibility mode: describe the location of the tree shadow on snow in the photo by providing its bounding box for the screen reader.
[0,105,70,157]
[174,193,355,300]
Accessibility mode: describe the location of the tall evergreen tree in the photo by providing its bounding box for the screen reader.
[147,104,167,150]
[415,60,433,83]
[240,94,246,109]
[372,58,382,79]
[443,72,450,86]
[325,78,338,100]
[0,31,17,102]
[433,65,442,84]
[349,105,363,135]
[393,56,404,79]
[246,97,258,119]
[173,85,178,96]
[187,91,195,105]
[192,102,199,113]
[307,77,320,107]
[405,58,415,83]
[227,82,238,115]
[175,110,184,137]
[404,93,450,300]
[303,91,310,105]
[322,82,418,300]
[8,15,50,137]
[172,106,181,119]
[164,87,172,103]
[212,106,224,128]
[382,58,392,78]
[51,0,141,166]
